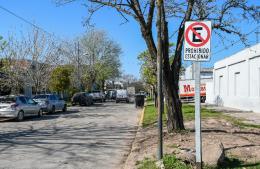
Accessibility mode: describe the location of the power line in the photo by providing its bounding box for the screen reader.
[0,5,55,38]
[212,25,260,56]
[0,5,76,48]
[0,5,79,57]
[256,21,260,43]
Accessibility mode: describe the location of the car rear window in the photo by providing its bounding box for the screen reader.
[0,96,16,103]
[18,97,27,104]
[34,95,48,99]
[84,93,91,96]
[49,95,56,100]
[117,90,127,95]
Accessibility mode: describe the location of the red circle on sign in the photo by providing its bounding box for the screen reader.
[185,22,210,47]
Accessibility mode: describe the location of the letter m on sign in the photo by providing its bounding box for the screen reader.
[184,85,191,92]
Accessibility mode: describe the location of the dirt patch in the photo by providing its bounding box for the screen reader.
[123,118,260,169]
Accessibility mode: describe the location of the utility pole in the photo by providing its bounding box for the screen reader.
[156,0,163,160]
[75,41,81,91]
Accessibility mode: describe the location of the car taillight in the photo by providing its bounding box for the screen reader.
[11,104,19,110]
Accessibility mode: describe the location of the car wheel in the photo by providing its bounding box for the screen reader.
[38,109,43,117]
[51,106,55,113]
[116,100,119,103]
[62,104,67,112]
[17,111,24,122]
[87,101,92,106]
[80,100,84,106]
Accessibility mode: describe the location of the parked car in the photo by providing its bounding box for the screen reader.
[116,90,129,103]
[0,95,43,121]
[71,92,93,106]
[105,90,116,100]
[33,94,66,113]
[89,90,106,102]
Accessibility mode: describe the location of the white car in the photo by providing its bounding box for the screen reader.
[116,90,129,103]
[0,95,42,121]
[33,94,67,113]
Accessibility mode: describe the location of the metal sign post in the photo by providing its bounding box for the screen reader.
[195,61,202,168]
[184,21,211,169]
[157,0,163,160]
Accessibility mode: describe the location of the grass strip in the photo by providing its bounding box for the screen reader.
[142,101,260,129]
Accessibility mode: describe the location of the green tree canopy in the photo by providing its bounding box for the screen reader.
[138,50,156,88]
[49,65,73,92]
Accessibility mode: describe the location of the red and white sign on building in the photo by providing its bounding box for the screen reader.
[184,21,211,61]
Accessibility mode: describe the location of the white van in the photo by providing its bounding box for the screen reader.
[116,90,129,103]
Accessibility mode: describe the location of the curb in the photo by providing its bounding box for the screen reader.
[139,106,145,126]
[123,105,146,169]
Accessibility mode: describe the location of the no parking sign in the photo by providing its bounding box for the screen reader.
[184,21,211,61]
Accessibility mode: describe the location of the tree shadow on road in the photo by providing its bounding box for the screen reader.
[0,116,138,168]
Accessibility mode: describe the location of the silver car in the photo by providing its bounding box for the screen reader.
[33,94,67,113]
[0,95,43,121]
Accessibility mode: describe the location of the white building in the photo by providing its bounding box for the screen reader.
[206,43,260,113]
[183,64,213,80]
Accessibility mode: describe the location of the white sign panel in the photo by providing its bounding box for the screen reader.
[184,21,211,61]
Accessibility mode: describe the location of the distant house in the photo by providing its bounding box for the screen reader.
[206,43,260,113]
[105,80,124,89]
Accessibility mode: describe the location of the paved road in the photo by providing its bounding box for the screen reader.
[0,102,139,169]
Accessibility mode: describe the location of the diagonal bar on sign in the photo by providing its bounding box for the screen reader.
[191,27,206,42]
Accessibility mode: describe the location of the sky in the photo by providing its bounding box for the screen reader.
[0,0,259,78]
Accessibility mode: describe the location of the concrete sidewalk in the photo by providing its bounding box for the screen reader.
[204,104,260,125]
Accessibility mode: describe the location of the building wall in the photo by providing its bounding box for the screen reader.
[184,64,213,80]
[184,64,194,80]
[206,44,260,113]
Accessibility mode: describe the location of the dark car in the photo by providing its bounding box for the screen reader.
[71,92,93,106]
[106,90,116,100]
[89,90,105,103]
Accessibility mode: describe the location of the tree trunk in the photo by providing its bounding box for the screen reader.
[159,1,184,131]
[163,68,185,131]
[139,20,184,130]
[136,0,194,131]
[153,86,158,107]
[101,79,105,91]
[112,81,115,89]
